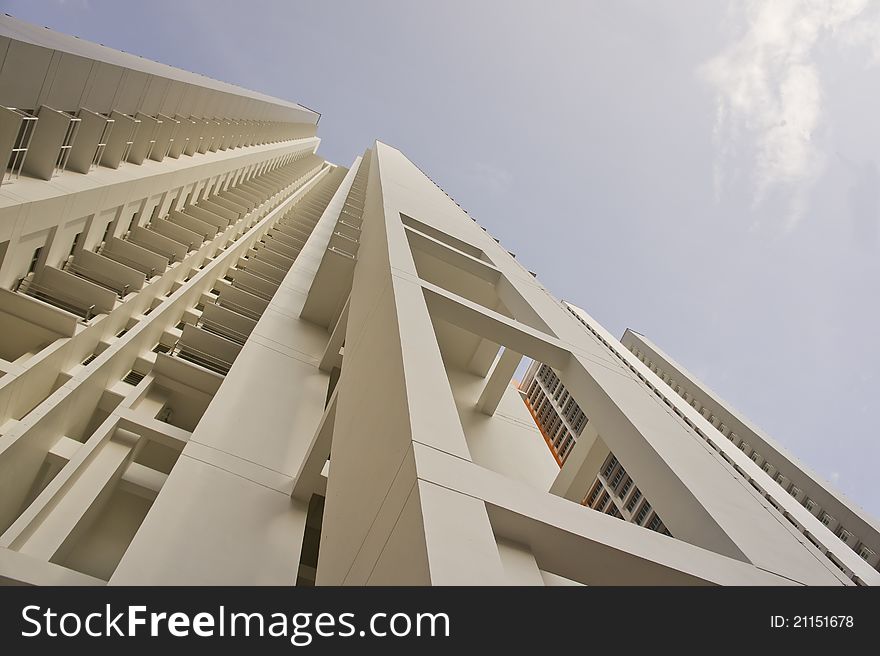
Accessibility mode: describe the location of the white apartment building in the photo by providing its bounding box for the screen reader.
[620,328,880,570]
[0,15,876,586]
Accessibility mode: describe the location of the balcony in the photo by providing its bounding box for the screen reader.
[197,302,256,346]
[16,267,117,322]
[0,106,38,184]
[171,324,242,377]
[0,288,76,364]
[62,250,145,298]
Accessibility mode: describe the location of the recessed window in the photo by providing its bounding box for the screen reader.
[584,483,601,507]
[626,489,642,513]
[69,231,82,257]
[635,502,652,525]
[28,246,43,274]
[602,455,619,479]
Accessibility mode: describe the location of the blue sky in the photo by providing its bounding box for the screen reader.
[5,0,878,516]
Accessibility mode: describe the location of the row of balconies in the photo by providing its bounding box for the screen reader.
[299,151,370,329]
[13,155,322,328]
[163,167,349,378]
[0,155,322,375]
[1,103,314,184]
[624,343,880,578]
[0,157,344,582]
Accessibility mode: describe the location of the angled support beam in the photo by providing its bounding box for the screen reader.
[476,348,523,415]
[291,387,338,502]
[420,280,571,370]
[468,338,501,377]
[411,442,799,586]
[319,295,350,372]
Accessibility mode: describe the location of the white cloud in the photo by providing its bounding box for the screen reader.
[701,0,880,229]
[55,0,92,9]
[465,161,514,196]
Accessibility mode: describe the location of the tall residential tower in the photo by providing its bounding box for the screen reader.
[0,16,875,586]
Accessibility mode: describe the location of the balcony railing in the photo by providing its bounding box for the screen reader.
[215,298,263,322]
[98,246,158,278]
[171,341,234,376]
[62,260,131,298]
[199,318,249,346]
[16,277,95,321]
[3,109,37,184]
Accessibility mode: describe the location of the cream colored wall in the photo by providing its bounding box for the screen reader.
[0,146,327,584]
[312,141,860,586]
[622,329,880,569]
[0,15,874,587]
[110,158,362,585]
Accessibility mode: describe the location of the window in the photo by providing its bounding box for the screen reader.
[804,498,815,513]
[635,502,652,525]
[102,221,114,244]
[859,545,874,561]
[820,512,834,527]
[647,515,663,532]
[762,462,772,473]
[750,452,760,462]
[559,435,574,459]
[609,468,624,490]
[618,477,632,499]
[584,484,601,507]
[28,246,43,274]
[585,485,600,507]
[789,486,801,498]
[602,455,619,479]
[626,489,642,513]
[69,231,82,257]
[836,527,851,543]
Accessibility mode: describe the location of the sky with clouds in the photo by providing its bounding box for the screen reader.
[3,0,877,515]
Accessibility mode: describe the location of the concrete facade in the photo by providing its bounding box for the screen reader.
[0,16,876,586]
[620,328,880,571]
